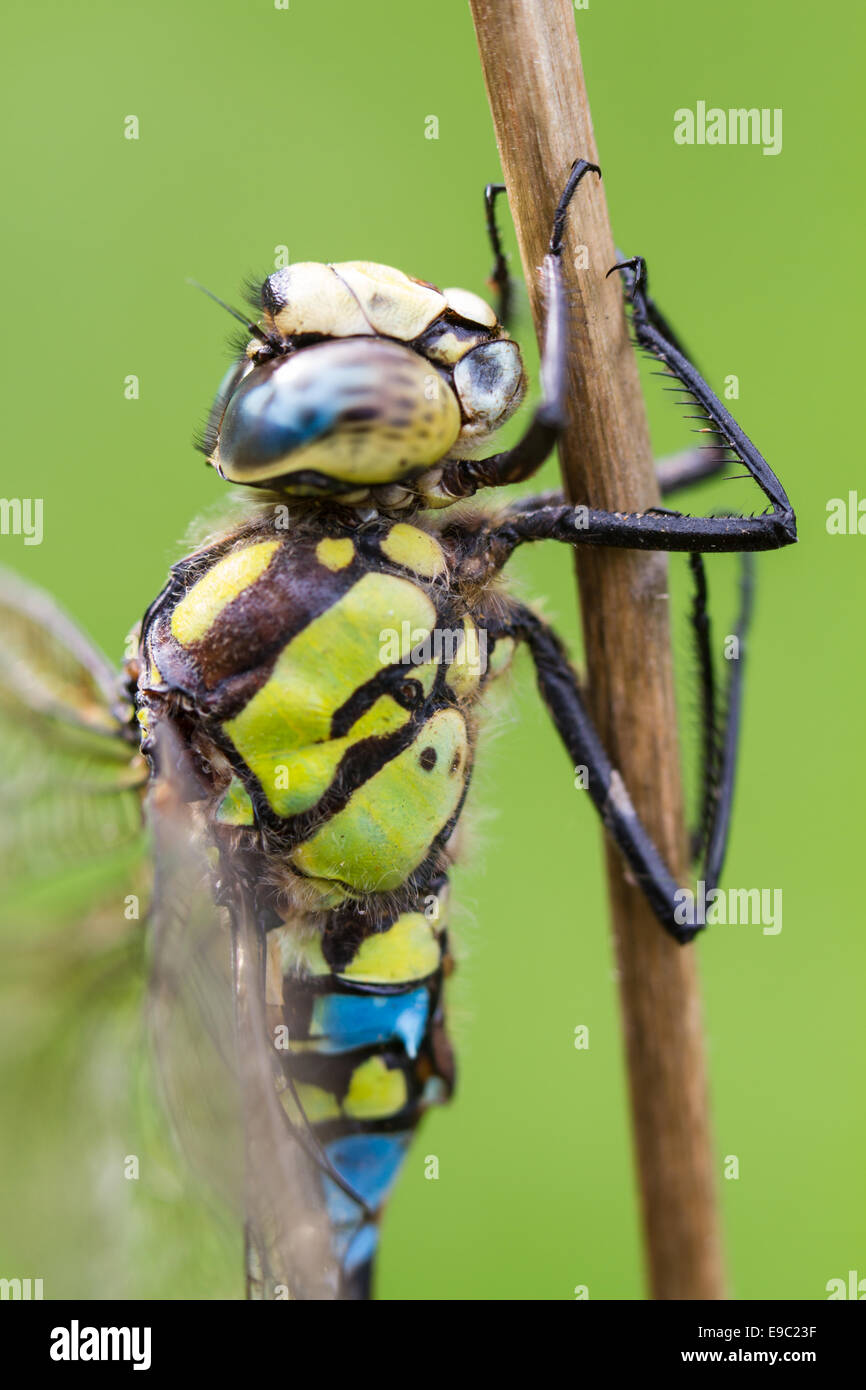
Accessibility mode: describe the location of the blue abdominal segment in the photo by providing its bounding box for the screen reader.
[309,988,430,1056]
[275,911,452,1295]
[324,1132,413,1274]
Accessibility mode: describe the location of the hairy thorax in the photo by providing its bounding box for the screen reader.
[136,507,513,922]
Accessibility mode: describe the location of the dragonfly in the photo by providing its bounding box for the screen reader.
[0,159,796,1300]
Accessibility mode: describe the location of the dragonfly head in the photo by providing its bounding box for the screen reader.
[201,262,525,504]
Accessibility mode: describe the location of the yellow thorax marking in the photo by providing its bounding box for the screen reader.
[171,540,280,646]
[215,775,255,826]
[444,615,484,701]
[316,537,355,571]
[291,709,468,892]
[223,573,437,817]
[381,524,446,579]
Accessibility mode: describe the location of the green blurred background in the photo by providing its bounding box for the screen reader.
[1,0,862,1300]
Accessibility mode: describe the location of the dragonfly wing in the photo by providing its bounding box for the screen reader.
[0,570,152,1295]
[233,897,340,1299]
[146,721,338,1299]
[146,766,243,1214]
[0,568,146,894]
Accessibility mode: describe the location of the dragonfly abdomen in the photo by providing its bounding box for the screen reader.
[268,887,454,1296]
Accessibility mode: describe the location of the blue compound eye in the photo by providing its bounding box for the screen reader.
[210,337,462,492]
[200,358,253,459]
[217,357,338,478]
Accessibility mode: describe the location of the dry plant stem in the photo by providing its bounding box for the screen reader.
[470,0,726,1299]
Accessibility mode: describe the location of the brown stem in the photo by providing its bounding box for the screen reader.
[469,0,726,1299]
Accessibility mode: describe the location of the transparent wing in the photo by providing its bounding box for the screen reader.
[0,567,146,895]
[0,570,154,1294]
[146,721,338,1299]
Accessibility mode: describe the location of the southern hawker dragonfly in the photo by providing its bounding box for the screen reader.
[0,160,795,1299]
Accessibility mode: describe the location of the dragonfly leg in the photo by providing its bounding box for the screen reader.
[437,158,601,498]
[683,549,755,870]
[439,229,797,556]
[498,597,753,943]
[483,182,514,329]
[461,483,750,870]
[462,489,795,557]
[693,549,754,888]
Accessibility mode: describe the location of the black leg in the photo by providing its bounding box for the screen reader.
[484,183,514,329]
[606,253,794,546]
[611,245,696,364]
[498,597,751,943]
[686,551,717,863]
[613,255,733,497]
[503,602,690,942]
[461,488,793,565]
[439,159,601,497]
[484,476,740,871]
[702,549,754,890]
[441,236,796,551]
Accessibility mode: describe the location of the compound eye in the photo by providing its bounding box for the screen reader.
[215,355,339,480]
[210,338,462,489]
[201,358,253,457]
[453,339,525,430]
